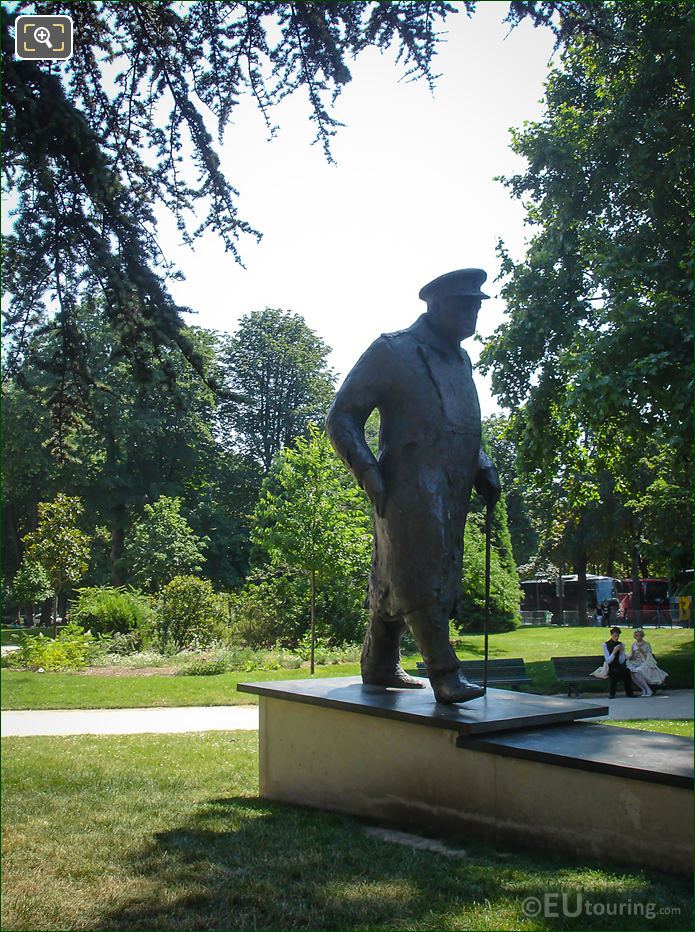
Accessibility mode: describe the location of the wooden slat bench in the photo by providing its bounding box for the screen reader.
[416,658,531,689]
[552,655,663,698]
[552,656,604,697]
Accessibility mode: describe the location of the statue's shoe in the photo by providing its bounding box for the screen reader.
[362,666,426,689]
[429,667,485,704]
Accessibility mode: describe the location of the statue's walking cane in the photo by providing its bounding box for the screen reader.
[483,501,492,694]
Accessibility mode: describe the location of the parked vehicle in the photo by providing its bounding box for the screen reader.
[520,575,621,625]
[617,578,670,624]
[668,569,692,627]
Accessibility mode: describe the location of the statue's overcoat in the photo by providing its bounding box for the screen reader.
[326,314,483,620]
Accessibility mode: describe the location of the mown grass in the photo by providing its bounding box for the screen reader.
[2,732,691,931]
[453,626,693,696]
[2,627,691,710]
[0,663,362,710]
[602,720,694,737]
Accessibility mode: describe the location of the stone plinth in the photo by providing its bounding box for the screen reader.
[238,677,693,875]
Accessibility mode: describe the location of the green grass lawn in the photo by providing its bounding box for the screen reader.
[2,732,691,931]
[0,663,361,710]
[2,626,691,710]
[602,720,694,737]
[454,626,694,696]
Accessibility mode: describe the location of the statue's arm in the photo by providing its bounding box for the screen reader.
[474,448,501,507]
[326,339,389,508]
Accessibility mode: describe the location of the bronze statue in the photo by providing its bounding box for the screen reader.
[326,269,501,703]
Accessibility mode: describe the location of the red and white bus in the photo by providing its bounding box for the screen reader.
[617,578,670,624]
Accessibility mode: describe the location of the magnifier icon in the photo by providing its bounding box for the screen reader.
[34,26,53,49]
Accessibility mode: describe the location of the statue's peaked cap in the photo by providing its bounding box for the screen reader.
[419,268,490,303]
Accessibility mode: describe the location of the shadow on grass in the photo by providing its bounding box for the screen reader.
[99,796,692,931]
[659,640,694,689]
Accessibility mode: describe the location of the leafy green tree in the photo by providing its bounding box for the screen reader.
[252,424,371,671]
[155,576,227,651]
[219,309,335,473]
[457,514,523,633]
[1,382,58,582]
[479,1,692,589]
[2,0,617,431]
[614,434,692,582]
[2,301,260,589]
[482,415,538,567]
[22,494,91,623]
[10,562,52,624]
[124,497,207,593]
[231,563,370,650]
[1,1,459,423]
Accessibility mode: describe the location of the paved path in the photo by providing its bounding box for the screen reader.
[2,691,692,738]
[1,705,259,737]
[2,690,692,737]
[584,689,693,721]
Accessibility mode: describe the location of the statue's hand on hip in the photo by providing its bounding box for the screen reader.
[362,464,386,517]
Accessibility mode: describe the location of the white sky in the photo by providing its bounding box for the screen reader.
[3,0,553,415]
[6,2,557,417]
[160,2,556,417]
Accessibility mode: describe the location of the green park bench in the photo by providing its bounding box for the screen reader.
[552,654,663,698]
[552,655,605,697]
[416,657,531,689]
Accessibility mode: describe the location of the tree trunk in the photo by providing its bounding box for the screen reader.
[632,544,642,627]
[110,526,125,585]
[604,548,615,578]
[310,569,316,676]
[558,562,564,625]
[3,503,22,579]
[574,553,588,626]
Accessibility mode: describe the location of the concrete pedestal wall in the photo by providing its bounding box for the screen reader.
[259,697,692,875]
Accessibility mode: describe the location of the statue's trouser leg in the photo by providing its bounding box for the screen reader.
[404,604,460,676]
[361,612,407,678]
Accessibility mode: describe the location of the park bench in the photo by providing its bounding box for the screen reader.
[552,655,663,698]
[552,655,605,697]
[416,657,531,689]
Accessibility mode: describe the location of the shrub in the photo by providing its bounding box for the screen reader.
[155,576,227,650]
[99,630,143,656]
[230,569,368,649]
[21,623,95,671]
[228,582,287,648]
[455,517,522,634]
[71,587,153,643]
[1,650,25,669]
[178,657,228,676]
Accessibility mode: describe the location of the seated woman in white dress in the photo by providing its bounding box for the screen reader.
[626,628,668,697]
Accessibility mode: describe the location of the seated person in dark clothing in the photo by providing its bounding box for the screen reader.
[603,626,635,698]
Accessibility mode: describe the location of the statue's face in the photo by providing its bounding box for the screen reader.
[428,294,481,343]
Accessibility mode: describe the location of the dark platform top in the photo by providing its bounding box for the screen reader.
[460,722,694,788]
[237,675,608,736]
